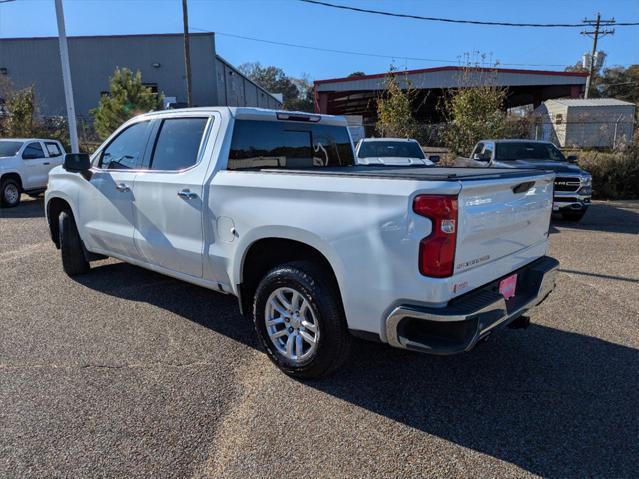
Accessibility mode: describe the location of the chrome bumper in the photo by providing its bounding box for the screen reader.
[553,191,591,211]
[385,256,559,354]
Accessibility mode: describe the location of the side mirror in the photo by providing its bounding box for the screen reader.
[428,155,441,164]
[472,153,490,161]
[63,153,91,172]
[567,155,578,163]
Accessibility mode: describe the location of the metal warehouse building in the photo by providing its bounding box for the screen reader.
[0,32,282,117]
[314,66,588,123]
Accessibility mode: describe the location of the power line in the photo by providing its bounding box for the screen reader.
[299,0,639,28]
[191,27,586,68]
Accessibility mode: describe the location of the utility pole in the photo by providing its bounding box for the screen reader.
[54,0,79,152]
[581,12,615,99]
[181,0,193,107]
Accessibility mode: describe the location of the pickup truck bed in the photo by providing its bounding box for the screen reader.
[259,165,545,181]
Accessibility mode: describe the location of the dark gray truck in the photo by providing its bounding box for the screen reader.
[455,139,592,221]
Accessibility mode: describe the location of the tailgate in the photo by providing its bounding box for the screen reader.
[454,172,554,274]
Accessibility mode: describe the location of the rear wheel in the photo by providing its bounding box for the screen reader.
[253,261,351,379]
[561,210,586,222]
[59,210,90,276]
[1,178,21,208]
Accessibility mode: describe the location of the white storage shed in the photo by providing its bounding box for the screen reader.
[532,98,635,148]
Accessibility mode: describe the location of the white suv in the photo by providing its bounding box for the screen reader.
[0,138,66,207]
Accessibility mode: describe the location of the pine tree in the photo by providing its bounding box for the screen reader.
[91,67,163,139]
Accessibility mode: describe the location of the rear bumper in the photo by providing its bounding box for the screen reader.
[385,256,559,354]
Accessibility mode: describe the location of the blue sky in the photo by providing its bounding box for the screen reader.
[1,0,638,80]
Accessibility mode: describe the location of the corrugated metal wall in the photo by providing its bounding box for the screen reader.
[214,57,281,110]
[0,33,282,117]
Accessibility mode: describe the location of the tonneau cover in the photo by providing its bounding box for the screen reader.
[258,165,549,182]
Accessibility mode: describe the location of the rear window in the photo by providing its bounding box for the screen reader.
[228,120,354,170]
[358,141,425,159]
[0,141,23,157]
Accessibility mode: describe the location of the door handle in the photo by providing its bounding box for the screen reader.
[177,189,198,200]
[43,162,50,165]
[115,183,130,192]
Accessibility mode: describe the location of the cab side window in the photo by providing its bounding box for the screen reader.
[22,142,46,160]
[99,121,150,170]
[45,142,62,157]
[482,142,495,159]
[471,143,484,158]
[149,117,208,171]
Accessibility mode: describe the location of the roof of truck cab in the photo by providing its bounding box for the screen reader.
[141,107,347,126]
[359,138,420,142]
[0,138,62,142]
[481,139,554,144]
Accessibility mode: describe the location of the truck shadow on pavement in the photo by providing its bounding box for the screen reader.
[0,197,45,219]
[551,202,639,234]
[76,261,638,478]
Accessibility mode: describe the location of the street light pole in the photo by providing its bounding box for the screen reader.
[54,0,79,152]
[182,0,193,107]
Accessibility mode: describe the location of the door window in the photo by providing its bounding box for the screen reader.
[149,117,208,171]
[471,143,484,158]
[45,142,62,157]
[22,142,45,160]
[99,121,150,170]
[482,142,495,159]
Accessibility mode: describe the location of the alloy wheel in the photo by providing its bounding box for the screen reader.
[264,286,320,363]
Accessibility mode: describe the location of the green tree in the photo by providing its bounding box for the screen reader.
[347,71,366,78]
[91,67,162,140]
[238,62,313,112]
[439,67,510,156]
[4,86,37,138]
[598,65,639,105]
[375,68,419,139]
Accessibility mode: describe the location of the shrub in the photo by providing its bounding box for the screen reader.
[376,68,419,139]
[438,66,515,156]
[577,146,639,199]
[3,87,37,137]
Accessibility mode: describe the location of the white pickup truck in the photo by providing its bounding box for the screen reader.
[45,108,558,378]
[0,138,66,207]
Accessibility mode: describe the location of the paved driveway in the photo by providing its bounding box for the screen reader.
[1,199,637,478]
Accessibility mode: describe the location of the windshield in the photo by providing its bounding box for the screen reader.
[358,141,425,159]
[495,142,566,162]
[0,141,24,158]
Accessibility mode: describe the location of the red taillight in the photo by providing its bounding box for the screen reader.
[413,195,458,277]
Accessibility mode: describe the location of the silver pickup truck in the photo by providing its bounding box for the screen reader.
[455,139,592,221]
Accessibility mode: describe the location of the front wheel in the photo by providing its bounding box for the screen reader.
[1,178,21,208]
[253,261,351,379]
[59,210,90,276]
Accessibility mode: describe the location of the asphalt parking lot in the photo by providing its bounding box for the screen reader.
[1,198,638,478]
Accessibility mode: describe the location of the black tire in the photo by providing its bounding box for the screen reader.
[253,261,352,379]
[59,210,90,276]
[0,177,21,208]
[561,210,586,222]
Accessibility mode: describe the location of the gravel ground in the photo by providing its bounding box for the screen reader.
[1,198,638,478]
